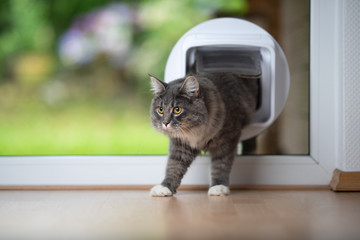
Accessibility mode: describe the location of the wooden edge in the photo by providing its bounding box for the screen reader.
[330,169,360,191]
[0,185,330,191]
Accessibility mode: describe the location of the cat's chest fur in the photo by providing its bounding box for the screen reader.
[179,86,225,150]
[150,72,258,152]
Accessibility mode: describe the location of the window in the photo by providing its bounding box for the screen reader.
[0,0,309,156]
[0,0,338,187]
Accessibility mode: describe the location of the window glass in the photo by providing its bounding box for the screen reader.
[0,0,308,155]
[240,0,310,154]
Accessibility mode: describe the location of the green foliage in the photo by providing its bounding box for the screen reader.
[218,0,249,14]
[0,0,46,55]
[130,0,209,85]
[0,97,169,155]
[0,0,248,155]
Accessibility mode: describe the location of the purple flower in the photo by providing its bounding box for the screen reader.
[58,3,134,68]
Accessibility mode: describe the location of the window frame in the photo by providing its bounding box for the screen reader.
[0,0,339,187]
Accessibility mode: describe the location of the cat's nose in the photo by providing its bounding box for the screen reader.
[163,122,169,127]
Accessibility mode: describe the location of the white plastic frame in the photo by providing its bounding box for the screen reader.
[0,0,339,187]
[164,18,290,141]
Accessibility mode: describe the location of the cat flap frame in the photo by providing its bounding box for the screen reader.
[165,18,290,141]
[186,46,271,126]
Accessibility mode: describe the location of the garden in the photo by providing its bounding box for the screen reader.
[0,0,248,155]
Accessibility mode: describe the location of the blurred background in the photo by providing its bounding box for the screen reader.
[0,0,309,155]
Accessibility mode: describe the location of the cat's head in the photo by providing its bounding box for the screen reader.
[149,75,208,139]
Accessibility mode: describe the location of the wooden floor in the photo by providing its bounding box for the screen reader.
[0,190,359,240]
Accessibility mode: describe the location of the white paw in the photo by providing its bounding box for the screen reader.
[150,185,173,197]
[208,185,230,196]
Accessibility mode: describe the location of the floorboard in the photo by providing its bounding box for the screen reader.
[0,190,359,240]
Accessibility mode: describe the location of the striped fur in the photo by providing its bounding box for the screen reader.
[150,72,258,195]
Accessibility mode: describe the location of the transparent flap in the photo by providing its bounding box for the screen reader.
[187,47,262,78]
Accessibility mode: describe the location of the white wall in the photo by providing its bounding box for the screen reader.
[336,0,360,171]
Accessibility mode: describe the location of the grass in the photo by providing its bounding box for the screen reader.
[0,98,169,155]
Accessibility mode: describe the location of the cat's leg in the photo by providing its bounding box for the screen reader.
[208,143,237,196]
[150,139,199,197]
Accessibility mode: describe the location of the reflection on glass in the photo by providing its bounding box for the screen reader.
[0,0,308,155]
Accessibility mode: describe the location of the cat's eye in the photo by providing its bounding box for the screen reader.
[158,106,164,114]
[173,106,182,114]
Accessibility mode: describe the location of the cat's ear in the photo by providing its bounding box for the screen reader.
[149,74,167,94]
[181,76,199,97]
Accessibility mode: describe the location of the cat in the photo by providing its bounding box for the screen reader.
[149,72,258,196]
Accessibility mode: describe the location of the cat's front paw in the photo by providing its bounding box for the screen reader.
[208,185,230,196]
[150,185,173,197]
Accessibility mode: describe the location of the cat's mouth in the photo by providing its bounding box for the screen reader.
[161,123,176,132]
[160,123,183,135]
[162,123,196,138]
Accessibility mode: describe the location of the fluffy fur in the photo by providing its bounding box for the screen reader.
[149,72,258,196]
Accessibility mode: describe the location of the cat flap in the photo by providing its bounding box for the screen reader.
[186,46,262,79]
[186,46,271,125]
[165,18,290,140]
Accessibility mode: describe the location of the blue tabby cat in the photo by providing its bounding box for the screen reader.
[149,72,258,196]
